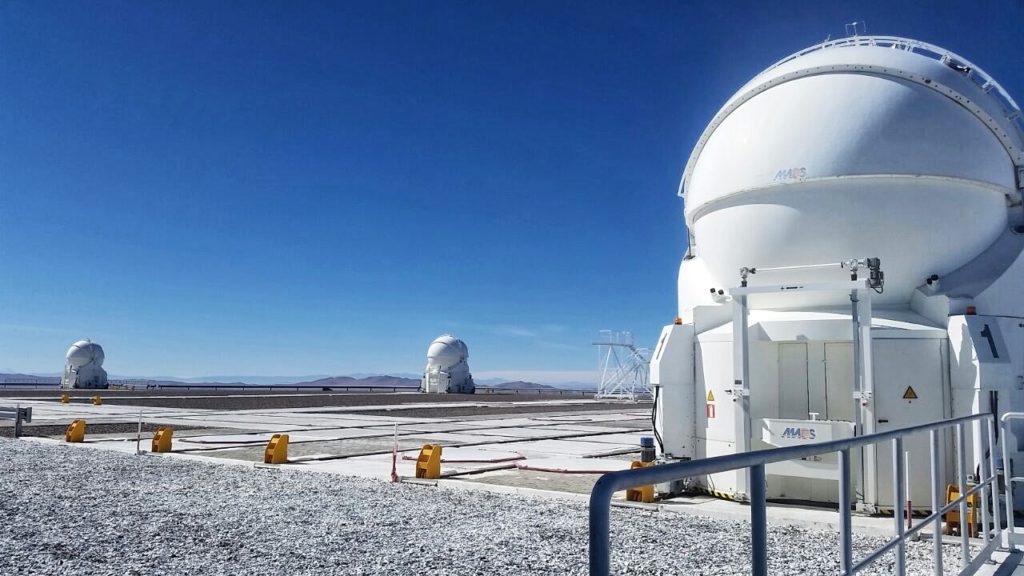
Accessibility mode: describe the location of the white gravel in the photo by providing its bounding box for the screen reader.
[0,439,970,575]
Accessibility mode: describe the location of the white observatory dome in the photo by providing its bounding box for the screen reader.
[62,339,109,390]
[679,36,1024,310]
[422,335,474,394]
[66,339,105,369]
[426,335,469,370]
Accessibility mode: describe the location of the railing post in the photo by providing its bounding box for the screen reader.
[839,448,853,574]
[980,419,992,545]
[957,422,971,567]
[893,437,906,576]
[930,429,943,574]
[1002,415,1017,552]
[589,476,615,576]
[14,404,23,438]
[750,464,768,576]
[987,417,1002,547]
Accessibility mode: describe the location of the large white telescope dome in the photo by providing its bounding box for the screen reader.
[679,36,1024,310]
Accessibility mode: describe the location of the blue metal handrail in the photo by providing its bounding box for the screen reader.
[590,412,1001,576]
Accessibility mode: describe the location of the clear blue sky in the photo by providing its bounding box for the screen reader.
[2,1,1022,381]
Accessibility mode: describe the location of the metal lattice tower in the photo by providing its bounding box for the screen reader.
[593,331,651,400]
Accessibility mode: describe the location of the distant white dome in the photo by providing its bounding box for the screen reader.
[62,339,108,390]
[426,335,468,370]
[423,334,474,394]
[66,340,104,369]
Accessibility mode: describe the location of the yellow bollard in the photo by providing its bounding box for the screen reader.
[415,444,442,479]
[264,434,289,464]
[60,393,70,404]
[151,427,174,453]
[65,420,86,443]
[625,461,655,503]
[92,395,102,406]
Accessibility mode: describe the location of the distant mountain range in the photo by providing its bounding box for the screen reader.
[0,372,596,390]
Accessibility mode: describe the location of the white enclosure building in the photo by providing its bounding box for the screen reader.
[61,339,109,390]
[650,36,1024,512]
[421,335,475,394]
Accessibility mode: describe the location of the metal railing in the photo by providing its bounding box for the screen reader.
[1001,413,1024,552]
[0,405,32,437]
[589,413,1002,576]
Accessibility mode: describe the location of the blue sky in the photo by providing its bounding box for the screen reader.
[2,1,1022,381]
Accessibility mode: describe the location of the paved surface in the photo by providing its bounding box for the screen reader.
[977,550,1024,576]
[0,393,654,494]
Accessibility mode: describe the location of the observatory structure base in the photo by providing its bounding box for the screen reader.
[654,35,1024,512]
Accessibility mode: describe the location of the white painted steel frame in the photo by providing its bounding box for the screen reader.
[729,277,876,505]
[594,331,652,401]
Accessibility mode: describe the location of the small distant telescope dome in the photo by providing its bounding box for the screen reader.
[423,334,474,394]
[62,339,108,390]
[66,339,105,369]
[426,335,469,370]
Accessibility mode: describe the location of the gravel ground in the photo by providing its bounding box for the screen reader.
[1,439,970,575]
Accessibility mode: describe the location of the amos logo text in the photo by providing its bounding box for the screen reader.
[773,167,807,181]
[780,427,816,440]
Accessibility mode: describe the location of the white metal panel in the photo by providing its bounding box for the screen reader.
[824,343,854,422]
[682,37,1023,203]
[687,75,1014,214]
[778,343,809,420]
[697,341,734,444]
[872,339,947,508]
[651,324,696,459]
[690,179,1007,307]
[761,418,855,445]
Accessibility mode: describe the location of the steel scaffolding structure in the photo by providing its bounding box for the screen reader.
[593,331,651,400]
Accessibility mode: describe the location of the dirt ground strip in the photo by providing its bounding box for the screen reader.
[0,422,207,438]
[0,389,603,411]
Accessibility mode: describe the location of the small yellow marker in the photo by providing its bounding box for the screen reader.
[65,420,86,443]
[151,427,174,453]
[706,390,715,402]
[264,434,289,464]
[626,461,655,503]
[92,395,102,406]
[60,393,70,404]
[903,386,919,400]
[415,444,442,479]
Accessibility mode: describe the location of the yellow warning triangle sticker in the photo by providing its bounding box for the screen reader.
[707,390,715,402]
[902,386,918,400]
